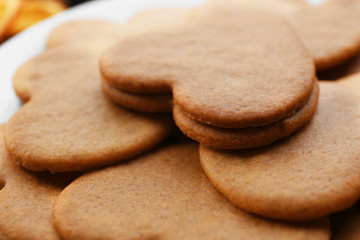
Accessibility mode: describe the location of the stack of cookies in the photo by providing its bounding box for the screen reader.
[1,0,360,239]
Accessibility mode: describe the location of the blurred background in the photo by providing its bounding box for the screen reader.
[0,0,92,43]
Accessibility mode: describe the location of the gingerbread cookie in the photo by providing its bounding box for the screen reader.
[330,204,360,240]
[288,4,360,71]
[54,142,329,240]
[196,0,360,71]
[5,26,174,172]
[0,125,78,240]
[174,82,318,149]
[200,74,360,220]
[100,8,317,148]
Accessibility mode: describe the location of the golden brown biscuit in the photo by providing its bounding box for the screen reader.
[330,204,360,240]
[100,8,316,129]
[5,28,173,172]
[0,125,79,240]
[200,74,360,220]
[173,81,318,149]
[288,4,360,71]
[54,142,330,240]
[197,0,360,71]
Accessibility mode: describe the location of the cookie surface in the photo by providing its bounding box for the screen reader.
[289,4,360,71]
[173,81,319,149]
[200,75,360,220]
[100,8,315,128]
[5,27,173,172]
[0,125,78,240]
[55,142,329,240]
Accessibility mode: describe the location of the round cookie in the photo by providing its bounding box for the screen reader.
[100,8,316,128]
[330,204,360,240]
[5,38,173,172]
[0,125,79,240]
[173,81,319,149]
[200,75,360,220]
[54,142,330,240]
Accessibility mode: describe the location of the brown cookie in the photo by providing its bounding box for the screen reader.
[200,74,360,220]
[173,81,318,149]
[0,125,78,240]
[5,28,174,172]
[100,8,316,128]
[330,204,360,240]
[288,4,360,71]
[197,0,360,71]
[54,142,329,240]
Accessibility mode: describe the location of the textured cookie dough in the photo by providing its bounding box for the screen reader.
[200,75,360,220]
[288,4,360,71]
[198,0,360,71]
[54,143,329,240]
[5,23,174,172]
[100,8,316,129]
[0,125,78,240]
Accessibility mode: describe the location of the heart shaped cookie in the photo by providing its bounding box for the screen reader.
[100,8,317,149]
[200,74,360,220]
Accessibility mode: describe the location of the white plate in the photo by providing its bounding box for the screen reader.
[0,0,324,124]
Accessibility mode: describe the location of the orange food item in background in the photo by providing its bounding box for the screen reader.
[6,0,67,37]
[0,0,22,41]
